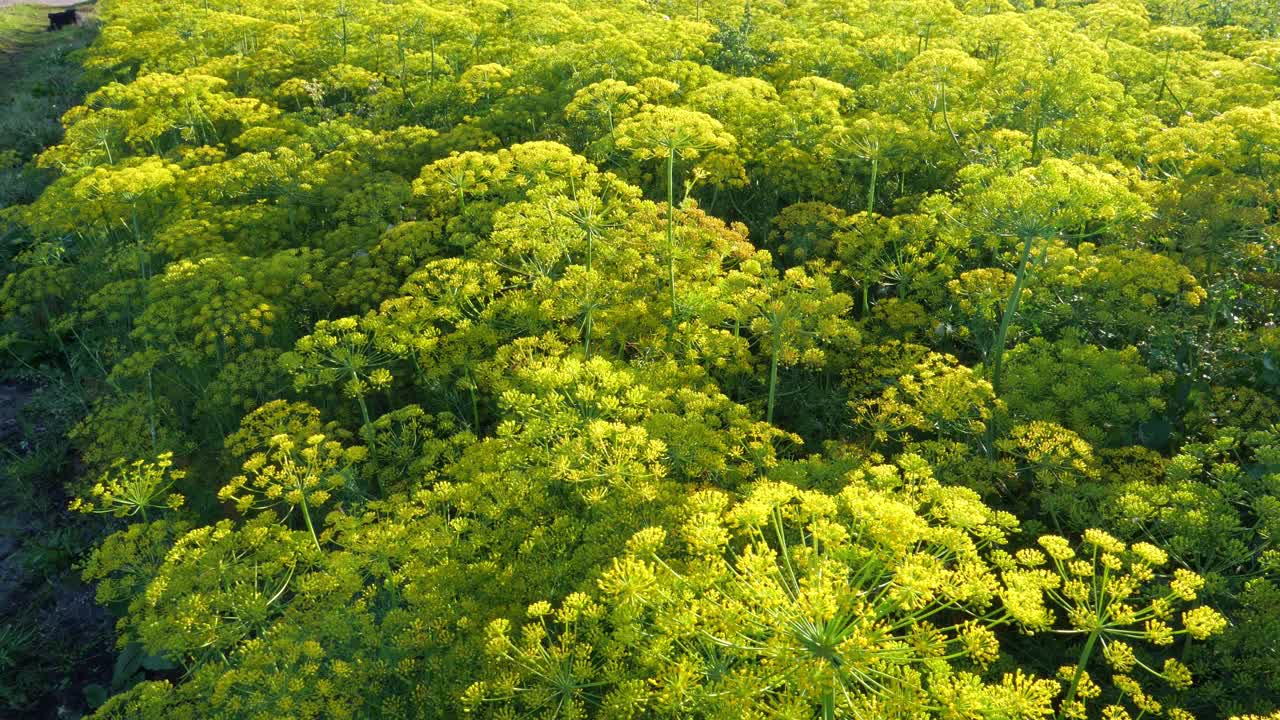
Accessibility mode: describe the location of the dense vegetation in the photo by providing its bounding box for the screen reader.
[1,0,1278,717]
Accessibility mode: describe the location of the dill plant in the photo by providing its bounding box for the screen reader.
[465,456,1060,719]
[749,267,857,424]
[615,106,736,336]
[999,530,1228,720]
[280,315,398,488]
[69,452,185,522]
[218,433,366,550]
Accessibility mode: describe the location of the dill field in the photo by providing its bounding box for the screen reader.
[1,0,1278,718]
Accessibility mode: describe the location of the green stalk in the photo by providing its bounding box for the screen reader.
[1060,628,1100,716]
[767,330,781,425]
[666,147,678,336]
[1029,110,1043,165]
[1155,46,1172,103]
[353,387,380,496]
[398,42,408,99]
[296,480,322,551]
[146,369,159,454]
[340,12,349,60]
[355,394,374,447]
[466,365,480,431]
[430,37,437,87]
[1190,232,1222,385]
[584,224,595,356]
[867,154,878,214]
[988,231,1036,395]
